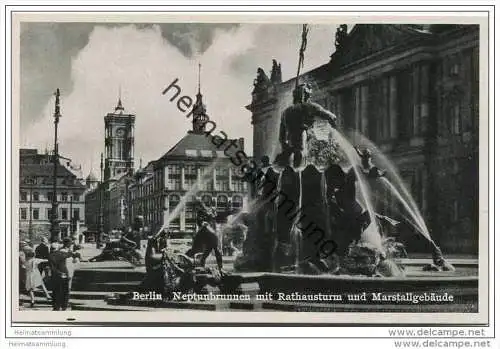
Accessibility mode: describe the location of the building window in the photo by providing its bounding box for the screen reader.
[32,208,39,220]
[216,179,230,191]
[169,194,180,210]
[200,167,214,191]
[216,168,229,191]
[449,59,460,77]
[61,192,68,202]
[216,167,229,177]
[20,208,27,220]
[116,139,124,159]
[233,179,246,192]
[33,192,39,201]
[47,192,53,202]
[184,165,197,189]
[450,102,461,135]
[185,200,196,232]
[216,195,228,214]
[73,193,80,202]
[20,191,27,201]
[167,165,182,190]
[73,208,80,221]
[201,195,213,206]
[232,195,243,210]
[46,208,51,220]
[61,208,68,220]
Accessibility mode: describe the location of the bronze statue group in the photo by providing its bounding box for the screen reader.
[238,82,454,276]
[136,200,233,300]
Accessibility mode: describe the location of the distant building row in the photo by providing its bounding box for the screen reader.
[84,88,248,239]
[19,148,86,242]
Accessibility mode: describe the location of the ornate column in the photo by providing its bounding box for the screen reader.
[389,75,398,139]
[361,85,369,136]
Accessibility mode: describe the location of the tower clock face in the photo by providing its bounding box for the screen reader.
[116,128,125,137]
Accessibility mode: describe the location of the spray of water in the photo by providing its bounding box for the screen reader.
[226,196,259,226]
[331,128,383,252]
[349,131,433,242]
[380,178,433,242]
[371,191,427,235]
[155,158,224,238]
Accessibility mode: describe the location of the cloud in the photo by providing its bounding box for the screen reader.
[20,23,338,176]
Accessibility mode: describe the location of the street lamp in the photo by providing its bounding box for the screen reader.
[50,88,61,242]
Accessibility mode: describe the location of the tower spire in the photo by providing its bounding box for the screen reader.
[198,63,201,95]
[115,85,124,112]
[191,62,208,134]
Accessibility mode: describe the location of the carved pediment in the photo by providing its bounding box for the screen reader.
[332,24,431,67]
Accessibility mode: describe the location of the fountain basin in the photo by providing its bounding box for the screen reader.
[257,261,478,308]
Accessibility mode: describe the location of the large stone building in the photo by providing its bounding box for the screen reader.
[19,148,86,242]
[146,86,248,236]
[248,24,479,254]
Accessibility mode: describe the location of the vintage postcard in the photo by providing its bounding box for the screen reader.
[9,10,489,325]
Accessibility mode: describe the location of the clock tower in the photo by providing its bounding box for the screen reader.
[104,98,135,180]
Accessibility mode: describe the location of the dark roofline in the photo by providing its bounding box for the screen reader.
[279,24,452,91]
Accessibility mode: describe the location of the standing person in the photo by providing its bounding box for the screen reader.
[23,248,51,307]
[48,239,80,311]
[19,241,28,293]
[35,237,50,277]
[67,237,81,291]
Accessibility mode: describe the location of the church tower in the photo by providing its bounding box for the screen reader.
[190,63,209,134]
[104,96,135,180]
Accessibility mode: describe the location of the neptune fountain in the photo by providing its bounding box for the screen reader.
[233,82,455,278]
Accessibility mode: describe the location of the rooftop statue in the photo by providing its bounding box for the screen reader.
[335,24,348,50]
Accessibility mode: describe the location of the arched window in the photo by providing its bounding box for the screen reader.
[169,194,180,211]
[216,195,228,214]
[232,195,243,210]
[201,194,212,206]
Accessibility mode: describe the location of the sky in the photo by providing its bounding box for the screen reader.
[20,23,340,177]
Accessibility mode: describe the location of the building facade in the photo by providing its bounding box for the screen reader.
[248,24,479,254]
[19,148,86,242]
[85,99,136,238]
[147,87,248,236]
[128,161,154,234]
[104,98,135,180]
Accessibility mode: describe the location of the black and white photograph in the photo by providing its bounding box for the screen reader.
[9,11,489,326]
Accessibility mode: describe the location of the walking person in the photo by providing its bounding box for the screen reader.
[19,241,29,293]
[35,237,50,277]
[23,248,51,307]
[48,238,80,311]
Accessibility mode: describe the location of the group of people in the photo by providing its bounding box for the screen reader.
[19,236,81,310]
